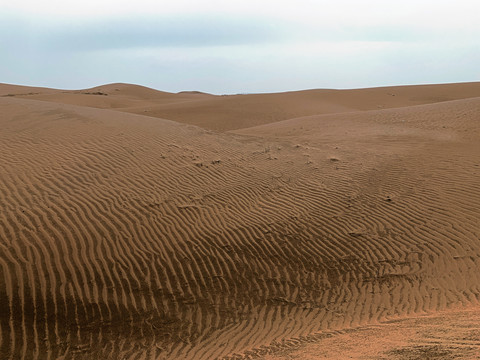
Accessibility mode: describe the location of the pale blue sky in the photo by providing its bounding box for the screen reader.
[1,0,479,93]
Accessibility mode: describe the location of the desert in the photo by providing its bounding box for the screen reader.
[1,81,479,359]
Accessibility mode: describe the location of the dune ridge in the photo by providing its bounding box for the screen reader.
[0,83,479,359]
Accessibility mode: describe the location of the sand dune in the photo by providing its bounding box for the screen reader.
[0,82,479,359]
[0,83,60,97]
[0,83,212,111]
[4,81,480,131]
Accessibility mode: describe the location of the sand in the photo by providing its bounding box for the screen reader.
[0,82,479,359]
[264,306,480,359]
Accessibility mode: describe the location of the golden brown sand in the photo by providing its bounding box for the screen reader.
[0,82,479,359]
[265,307,480,359]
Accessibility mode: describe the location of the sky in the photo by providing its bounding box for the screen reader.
[1,0,479,94]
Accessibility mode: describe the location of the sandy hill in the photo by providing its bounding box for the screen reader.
[120,82,480,131]
[0,82,479,359]
[0,83,60,96]
[3,81,480,131]
[0,83,480,131]
[0,82,212,110]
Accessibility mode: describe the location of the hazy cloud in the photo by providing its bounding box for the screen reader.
[48,17,287,51]
[0,15,287,52]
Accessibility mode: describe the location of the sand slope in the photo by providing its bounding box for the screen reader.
[0,83,479,359]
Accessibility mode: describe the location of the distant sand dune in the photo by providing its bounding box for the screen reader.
[0,83,479,359]
[3,81,480,131]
